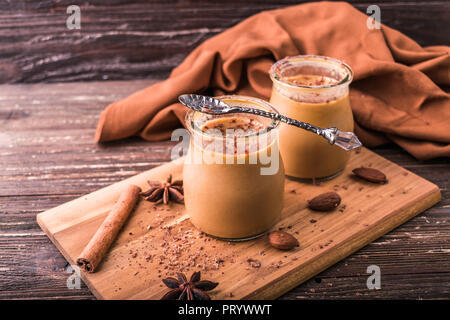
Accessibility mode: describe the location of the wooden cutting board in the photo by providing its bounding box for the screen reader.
[37,147,441,299]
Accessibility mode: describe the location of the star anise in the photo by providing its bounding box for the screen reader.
[141,174,183,205]
[160,271,219,300]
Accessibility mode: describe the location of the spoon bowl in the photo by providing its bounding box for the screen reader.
[178,94,235,114]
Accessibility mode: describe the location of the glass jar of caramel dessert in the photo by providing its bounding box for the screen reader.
[183,96,285,240]
[269,55,354,180]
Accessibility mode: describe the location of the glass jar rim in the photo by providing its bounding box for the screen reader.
[269,54,353,90]
[185,95,281,140]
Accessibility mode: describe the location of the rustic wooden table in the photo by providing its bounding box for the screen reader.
[1,80,449,299]
[0,0,449,300]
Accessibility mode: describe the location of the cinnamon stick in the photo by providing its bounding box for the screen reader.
[77,184,141,273]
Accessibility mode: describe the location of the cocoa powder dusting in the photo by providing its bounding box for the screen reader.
[124,213,237,280]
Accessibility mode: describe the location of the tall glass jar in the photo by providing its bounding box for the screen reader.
[183,96,285,240]
[269,55,354,180]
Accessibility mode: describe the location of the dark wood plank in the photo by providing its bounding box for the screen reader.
[0,1,449,83]
[0,80,449,299]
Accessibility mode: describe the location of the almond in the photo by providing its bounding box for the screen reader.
[308,192,341,211]
[269,231,299,250]
[352,167,387,184]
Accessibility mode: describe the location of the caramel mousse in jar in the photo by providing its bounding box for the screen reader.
[270,55,354,180]
[183,96,285,240]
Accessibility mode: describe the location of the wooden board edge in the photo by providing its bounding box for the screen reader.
[36,214,105,300]
[35,157,185,234]
[34,157,184,300]
[243,185,442,299]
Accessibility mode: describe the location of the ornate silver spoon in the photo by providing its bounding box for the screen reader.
[178,94,362,151]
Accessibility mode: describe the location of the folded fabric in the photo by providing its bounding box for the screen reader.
[95,1,450,160]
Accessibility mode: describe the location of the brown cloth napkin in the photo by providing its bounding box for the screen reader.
[95,1,450,160]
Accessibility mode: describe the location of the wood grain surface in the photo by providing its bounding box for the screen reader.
[1,80,449,299]
[0,0,449,83]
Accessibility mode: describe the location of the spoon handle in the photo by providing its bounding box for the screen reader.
[236,106,323,136]
[234,106,362,150]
